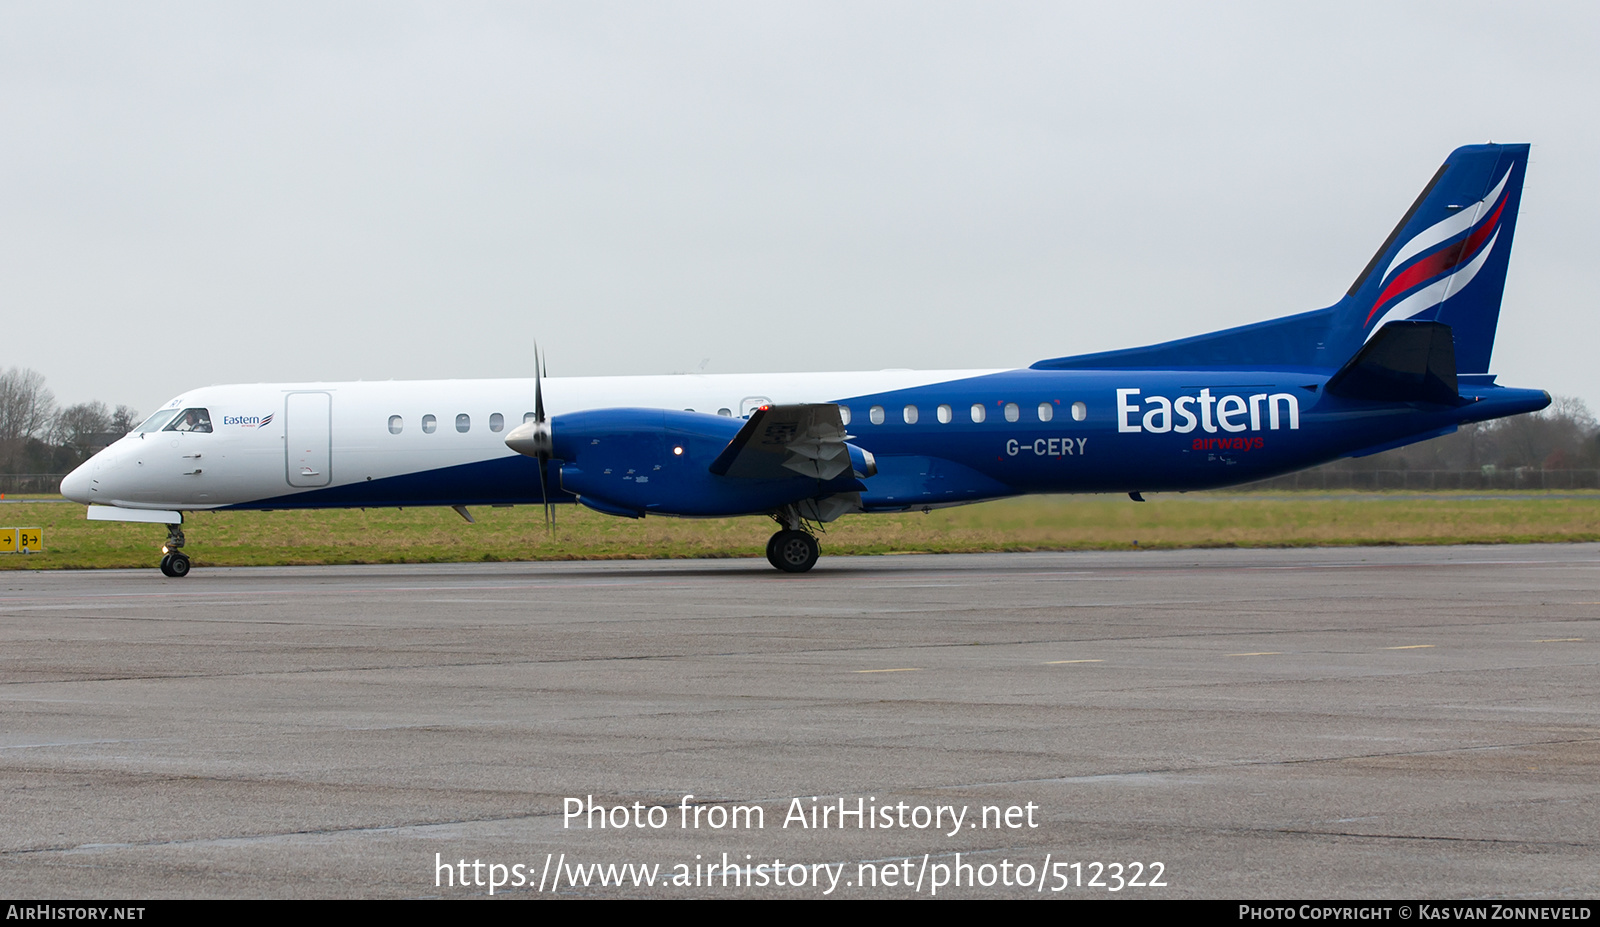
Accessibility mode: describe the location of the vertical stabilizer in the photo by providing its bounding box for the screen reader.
[1332,143,1528,373]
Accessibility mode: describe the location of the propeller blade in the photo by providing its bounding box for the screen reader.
[534,343,545,425]
[538,457,550,531]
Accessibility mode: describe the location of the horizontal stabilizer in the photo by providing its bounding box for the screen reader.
[1325,321,1460,405]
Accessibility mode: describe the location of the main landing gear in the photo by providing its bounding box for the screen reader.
[159,524,190,578]
[766,505,821,573]
[766,529,819,573]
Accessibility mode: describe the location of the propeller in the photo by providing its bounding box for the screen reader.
[504,344,555,529]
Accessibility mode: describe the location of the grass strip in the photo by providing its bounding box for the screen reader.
[2,492,1598,570]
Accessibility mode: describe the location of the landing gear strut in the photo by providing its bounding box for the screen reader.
[160,524,190,578]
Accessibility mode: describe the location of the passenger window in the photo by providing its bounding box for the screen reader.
[422,414,437,434]
[869,405,885,425]
[388,415,403,435]
[524,412,537,424]
[165,408,213,433]
[839,406,852,426]
[1071,401,1087,422]
[490,413,504,432]
[1038,402,1054,422]
[903,404,918,424]
[1004,402,1019,422]
[717,408,733,417]
[970,403,986,423]
[456,413,470,433]
[937,404,952,424]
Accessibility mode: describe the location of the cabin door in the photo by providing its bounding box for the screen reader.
[285,392,332,487]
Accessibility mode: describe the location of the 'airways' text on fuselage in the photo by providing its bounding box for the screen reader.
[1117,389,1300,434]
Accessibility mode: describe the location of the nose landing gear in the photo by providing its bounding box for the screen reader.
[159,524,191,578]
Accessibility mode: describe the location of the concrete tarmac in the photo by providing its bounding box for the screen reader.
[1,546,1597,898]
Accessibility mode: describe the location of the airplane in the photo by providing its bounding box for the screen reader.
[60,143,1549,577]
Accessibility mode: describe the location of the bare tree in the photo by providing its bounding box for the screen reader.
[1325,394,1600,472]
[1548,395,1598,433]
[110,404,140,434]
[1489,396,1599,469]
[0,367,56,442]
[52,400,112,450]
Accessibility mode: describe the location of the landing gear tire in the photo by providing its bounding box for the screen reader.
[767,530,819,573]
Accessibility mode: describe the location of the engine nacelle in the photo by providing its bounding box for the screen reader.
[549,408,870,518]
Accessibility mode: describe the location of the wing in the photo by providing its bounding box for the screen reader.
[707,404,855,480]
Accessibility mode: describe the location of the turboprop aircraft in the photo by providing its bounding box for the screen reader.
[60,143,1548,577]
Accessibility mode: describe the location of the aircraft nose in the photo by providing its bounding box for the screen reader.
[60,460,94,504]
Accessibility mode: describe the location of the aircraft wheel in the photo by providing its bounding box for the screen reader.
[768,530,819,573]
[160,552,191,578]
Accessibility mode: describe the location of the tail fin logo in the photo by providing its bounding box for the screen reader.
[1362,164,1514,335]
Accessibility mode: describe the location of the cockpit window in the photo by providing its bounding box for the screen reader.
[164,408,213,433]
[136,409,182,433]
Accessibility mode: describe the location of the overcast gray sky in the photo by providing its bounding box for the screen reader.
[4,2,1596,416]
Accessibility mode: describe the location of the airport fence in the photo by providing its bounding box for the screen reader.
[5,469,1600,496]
[0,474,67,494]
[1233,469,1600,492]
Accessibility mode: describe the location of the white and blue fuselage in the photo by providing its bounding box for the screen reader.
[60,366,1546,514]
